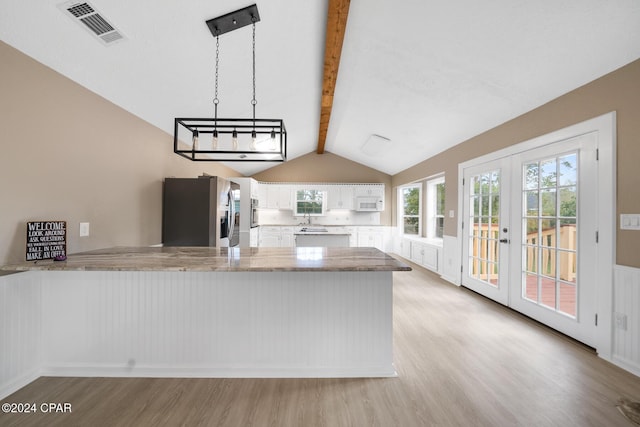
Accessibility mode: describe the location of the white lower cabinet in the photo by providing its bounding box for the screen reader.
[344,227,357,247]
[250,227,259,247]
[357,227,384,250]
[399,238,412,259]
[258,226,391,250]
[409,241,426,265]
[404,237,441,273]
[280,228,294,247]
[259,230,280,247]
[258,226,294,247]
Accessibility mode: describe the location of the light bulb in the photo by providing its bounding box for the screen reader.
[232,129,238,151]
[270,129,276,151]
[192,129,199,150]
[249,130,257,151]
[212,129,218,150]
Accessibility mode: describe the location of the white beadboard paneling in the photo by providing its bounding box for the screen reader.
[441,235,460,285]
[613,265,640,376]
[0,272,42,399]
[40,270,395,378]
[422,244,439,272]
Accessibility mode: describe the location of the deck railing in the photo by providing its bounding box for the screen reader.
[471,224,576,282]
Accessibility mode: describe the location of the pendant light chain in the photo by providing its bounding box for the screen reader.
[251,18,257,124]
[213,33,220,121]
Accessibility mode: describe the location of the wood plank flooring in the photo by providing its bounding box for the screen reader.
[2,261,640,426]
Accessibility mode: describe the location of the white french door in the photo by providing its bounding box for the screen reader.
[461,158,510,305]
[509,133,598,346]
[461,133,598,346]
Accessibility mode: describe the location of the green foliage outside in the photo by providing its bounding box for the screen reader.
[402,187,419,234]
[296,190,323,215]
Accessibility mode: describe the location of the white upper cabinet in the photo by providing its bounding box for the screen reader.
[250,179,260,199]
[355,184,384,198]
[258,183,383,212]
[265,185,292,210]
[327,185,354,210]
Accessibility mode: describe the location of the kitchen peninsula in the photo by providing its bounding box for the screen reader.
[0,246,410,397]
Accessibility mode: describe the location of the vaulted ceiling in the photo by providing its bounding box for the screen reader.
[2,1,639,176]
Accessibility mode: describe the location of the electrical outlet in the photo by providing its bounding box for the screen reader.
[621,214,640,230]
[615,312,628,330]
[79,222,90,237]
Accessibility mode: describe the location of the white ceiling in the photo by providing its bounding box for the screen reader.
[2,1,640,176]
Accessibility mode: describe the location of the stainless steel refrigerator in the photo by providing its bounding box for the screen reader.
[162,176,239,247]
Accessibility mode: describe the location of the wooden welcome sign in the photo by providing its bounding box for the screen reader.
[26,221,67,261]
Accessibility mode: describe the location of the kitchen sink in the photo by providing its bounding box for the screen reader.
[299,227,328,232]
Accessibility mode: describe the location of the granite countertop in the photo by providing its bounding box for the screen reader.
[0,246,411,273]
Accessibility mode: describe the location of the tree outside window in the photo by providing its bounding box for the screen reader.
[295,189,325,216]
[401,186,420,235]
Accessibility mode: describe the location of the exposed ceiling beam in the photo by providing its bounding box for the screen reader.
[317,0,350,154]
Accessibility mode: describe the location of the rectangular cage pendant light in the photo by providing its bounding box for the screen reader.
[174,4,287,163]
[174,118,286,162]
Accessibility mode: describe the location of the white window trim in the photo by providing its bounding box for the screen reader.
[426,176,445,240]
[398,184,422,236]
[294,189,326,217]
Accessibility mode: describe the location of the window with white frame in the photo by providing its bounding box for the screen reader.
[399,185,421,235]
[427,176,445,239]
[295,189,325,216]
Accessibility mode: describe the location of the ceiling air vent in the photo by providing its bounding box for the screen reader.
[361,134,391,156]
[58,1,126,45]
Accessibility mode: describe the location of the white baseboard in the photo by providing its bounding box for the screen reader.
[611,356,640,379]
[41,364,397,379]
[440,273,461,286]
[0,368,41,400]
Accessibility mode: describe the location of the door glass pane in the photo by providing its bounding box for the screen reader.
[558,219,576,250]
[540,219,556,248]
[488,263,499,286]
[558,250,577,283]
[525,191,539,216]
[525,163,539,189]
[521,153,578,318]
[540,248,556,279]
[524,273,539,302]
[540,159,557,188]
[525,246,537,273]
[559,282,577,317]
[559,187,577,218]
[559,154,577,186]
[540,276,557,310]
[540,189,557,216]
[468,169,501,288]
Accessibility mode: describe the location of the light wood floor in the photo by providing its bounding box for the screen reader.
[3,261,640,426]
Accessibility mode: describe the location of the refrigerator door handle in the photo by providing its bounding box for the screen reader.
[227,191,235,241]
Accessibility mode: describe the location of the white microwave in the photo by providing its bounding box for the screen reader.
[356,196,384,211]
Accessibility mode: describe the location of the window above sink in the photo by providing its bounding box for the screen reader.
[295,189,326,216]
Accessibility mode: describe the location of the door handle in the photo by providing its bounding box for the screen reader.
[499,239,509,243]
